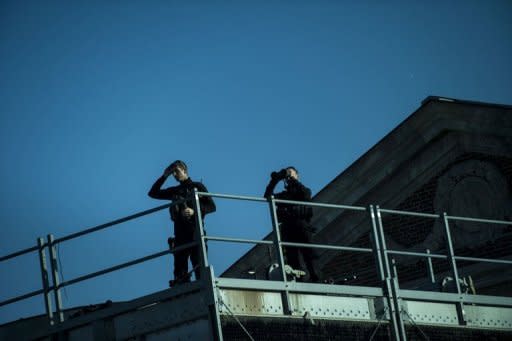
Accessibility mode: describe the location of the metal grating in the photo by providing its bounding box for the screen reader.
[219,289,284,316]
[465,305,512,329]
[403,301,459,325]
[289,293,373,320]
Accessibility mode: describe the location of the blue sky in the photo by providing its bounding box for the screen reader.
[1,1,511,324]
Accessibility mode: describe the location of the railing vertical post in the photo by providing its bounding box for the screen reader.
[204,266,224,341]
[374,206,407,341]
[369,205,385,282]
[268,195,292,315]
[193,189,209,278]
[37,237,54,326]
[47,234,64,323]
[391,258,398,278]
[426,249,436,284]
[442,213,466,324]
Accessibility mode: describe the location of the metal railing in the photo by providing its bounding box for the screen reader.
[0,200,187,324]
[1,190,511,341]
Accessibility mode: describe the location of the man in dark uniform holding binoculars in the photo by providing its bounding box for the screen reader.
[264,166,320,282]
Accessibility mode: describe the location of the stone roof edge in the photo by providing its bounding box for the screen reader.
[313,95,512,202]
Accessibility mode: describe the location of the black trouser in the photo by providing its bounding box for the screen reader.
[280,218,320,281]
[173,221,201,281]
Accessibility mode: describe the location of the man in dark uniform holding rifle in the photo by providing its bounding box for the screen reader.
[148,160,216,286]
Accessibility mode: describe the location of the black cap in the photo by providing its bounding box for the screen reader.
[286,166,298,174]
[168,160,188,172]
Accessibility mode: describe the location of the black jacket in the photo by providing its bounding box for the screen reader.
[264,178,313,223]
[148,176,216,224]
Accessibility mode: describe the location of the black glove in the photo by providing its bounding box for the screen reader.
[271,169,287,181]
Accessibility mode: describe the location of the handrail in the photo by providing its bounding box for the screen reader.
[454,255,512,265]
[199,191,368,211]
[376,208,512,266]
[379,208,440,219]
[0,245,41,263]
[54,202,174,244]
[56,245,187,290]
[386,250,448,259]
[0,288,45,307]
[195,192,267,203]
[280,241,373,253]
[205,236,274,245]
[446,215,512,225]
[0,200,186,261]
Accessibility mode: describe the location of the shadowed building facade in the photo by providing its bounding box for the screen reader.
[223,96,512,295]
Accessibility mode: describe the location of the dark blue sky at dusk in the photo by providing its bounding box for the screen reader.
[1,1,511,323]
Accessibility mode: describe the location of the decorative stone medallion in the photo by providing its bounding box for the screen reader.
[427,160,510,250]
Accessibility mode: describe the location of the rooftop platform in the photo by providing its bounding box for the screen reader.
[1,192,512,340]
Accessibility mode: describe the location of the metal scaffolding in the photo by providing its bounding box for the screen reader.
[1,190,512,340]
